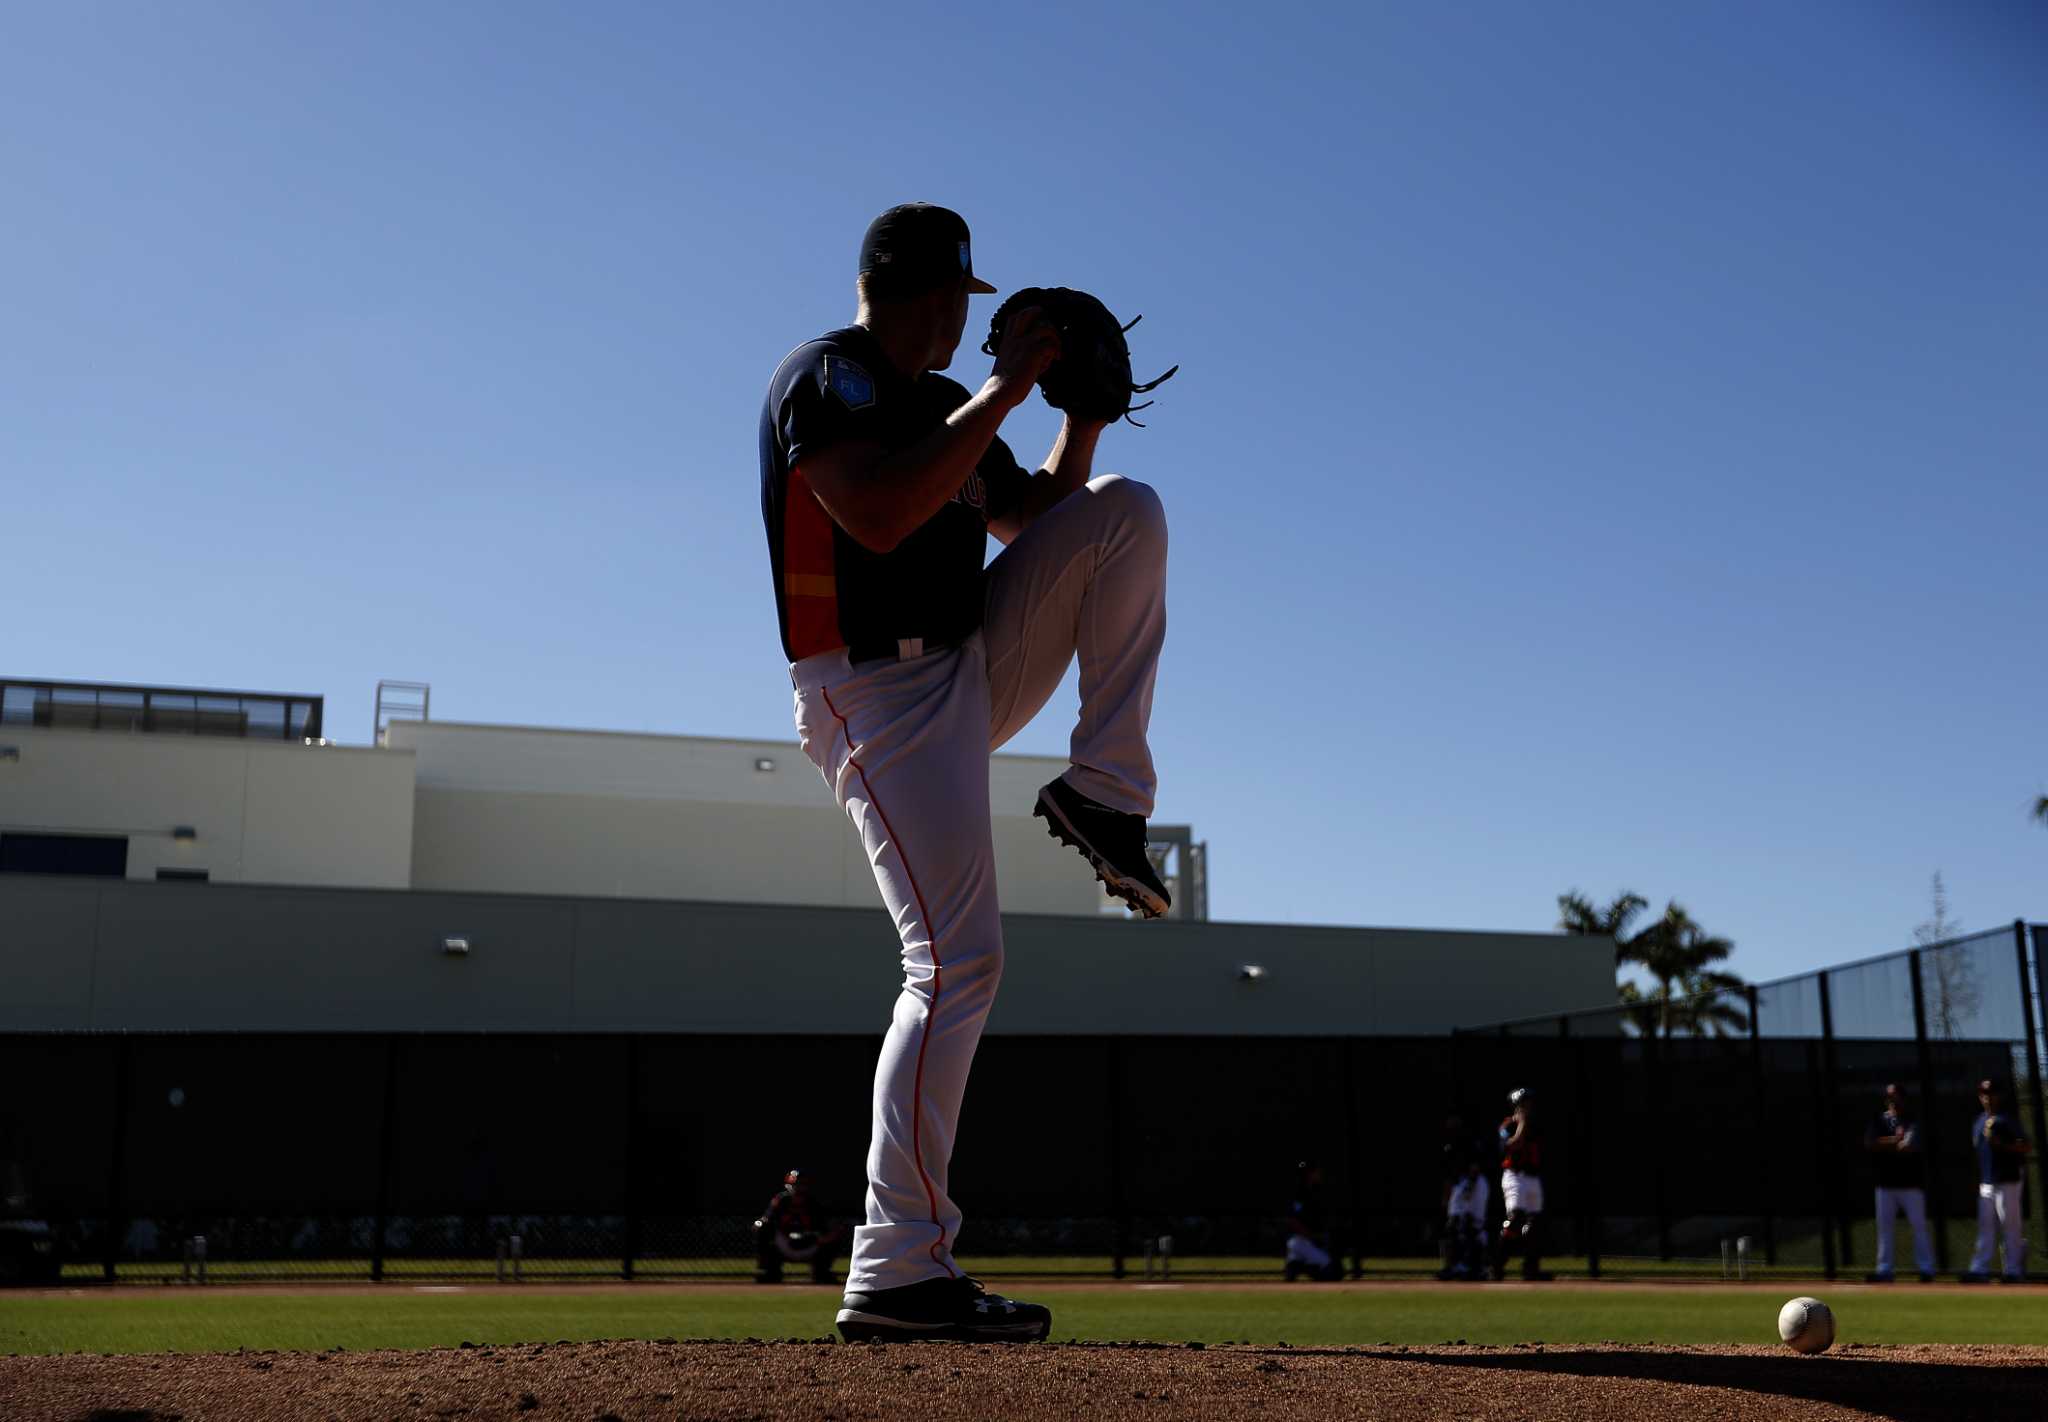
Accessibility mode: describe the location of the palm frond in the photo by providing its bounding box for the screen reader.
[1556,891,1600,934]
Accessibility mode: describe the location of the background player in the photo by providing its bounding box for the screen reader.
[1441,1147,1490,1278]
[1436,1113,1480,1276]
[1963,1079,2031,1282]
[760,203,1172,1342]
[1282,1160,1343,1282]
[1494,1087,1550,1281]
[752,1168,846,1285]
[1862,1083,1934,1282]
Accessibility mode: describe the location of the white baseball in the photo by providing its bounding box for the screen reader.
[1777,1296,1834,1354]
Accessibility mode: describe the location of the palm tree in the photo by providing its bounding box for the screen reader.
[1556,890,1650,967]
[1563,892,1748,1036]
[1627,902,1746,1037]
[1618,975,1746,1038]
[1668,967,1750,1037]
[2034,795,2048,827]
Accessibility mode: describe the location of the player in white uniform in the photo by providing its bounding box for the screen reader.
[759,204,1171,1341]
[1494,1087,1550,1281]
[1437,1130,1490,1281]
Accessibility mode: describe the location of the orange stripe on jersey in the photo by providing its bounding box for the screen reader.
[783,467,841,658]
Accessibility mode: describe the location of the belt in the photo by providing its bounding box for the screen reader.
[848,637,945,666]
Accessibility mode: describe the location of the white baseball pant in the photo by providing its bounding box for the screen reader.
[1447,1173,1490,1225]
[1285,1234,1334,1272]
[1501,1171,1544,1216]
[791,474,1167,1294]
[1871,1186,1934,1277]
[1968,1181,2026,1279]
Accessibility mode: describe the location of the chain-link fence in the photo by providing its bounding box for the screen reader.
[1458,922,2048,1279]
[2,924,2041,1283]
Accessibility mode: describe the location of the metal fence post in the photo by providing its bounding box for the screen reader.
[1341,1037,1365,1277]
[1807,1037,1837,1279]
[1747,984,1776,1265]
[1108,1038,1128,1280]
[1907,949,1949,1271]
[1817,970,1846,1277]
[1566,1015,1600,1277]
[1448,1028,1468,1144]
[2018,923,2048,1263]
[1648,1028,1672,1261]
[623,1036,642,1282]
[102,1034,134,1283]
[370,1035,401,1283]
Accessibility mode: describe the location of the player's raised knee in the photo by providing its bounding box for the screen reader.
[1089,473,1167,541]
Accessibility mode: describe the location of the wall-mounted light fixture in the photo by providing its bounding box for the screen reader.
[754,757,776,772]
[171,825,197,842]
[1238,964,1267,983]
[442,936,471,956]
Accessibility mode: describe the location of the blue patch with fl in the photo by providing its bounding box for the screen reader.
[824,355,875,411]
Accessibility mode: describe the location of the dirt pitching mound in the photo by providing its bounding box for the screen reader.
[4,1339,2044,1421]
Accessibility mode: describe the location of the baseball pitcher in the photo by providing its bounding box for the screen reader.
[759,203,1173,1341]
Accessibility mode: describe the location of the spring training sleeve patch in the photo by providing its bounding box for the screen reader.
[783,343,881,470]
[824,354,876,410]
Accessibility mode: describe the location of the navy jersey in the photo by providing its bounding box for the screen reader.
[1865,1111,1922,1188]
[760,326,1031,662]
[1974,1111,2027,1185]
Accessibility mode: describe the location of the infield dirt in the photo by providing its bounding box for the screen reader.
[4,1339,2044,1421]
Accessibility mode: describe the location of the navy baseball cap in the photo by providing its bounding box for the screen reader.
[859,203,997,294]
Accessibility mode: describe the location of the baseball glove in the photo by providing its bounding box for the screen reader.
[981,287,1179,426]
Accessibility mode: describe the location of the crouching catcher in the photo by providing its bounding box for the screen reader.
[754,1169,847,1284]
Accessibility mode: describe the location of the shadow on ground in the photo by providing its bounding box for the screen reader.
[1352,1346,2046,1422]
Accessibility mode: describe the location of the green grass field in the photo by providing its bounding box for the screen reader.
[5,1283,2045,1357]
[50,1253,1847,1284]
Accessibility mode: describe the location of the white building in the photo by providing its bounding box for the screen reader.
[0,677,1614,1035]
[0,677,1193,917]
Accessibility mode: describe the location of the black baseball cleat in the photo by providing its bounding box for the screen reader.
[836,1275,1052,1343]
[1033,779,1171,918]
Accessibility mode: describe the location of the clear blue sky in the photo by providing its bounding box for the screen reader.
[5,2,2044,982]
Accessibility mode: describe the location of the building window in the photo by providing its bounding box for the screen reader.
[0,832,130,877]
[155,868,210,883]
[0,679,324,740]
